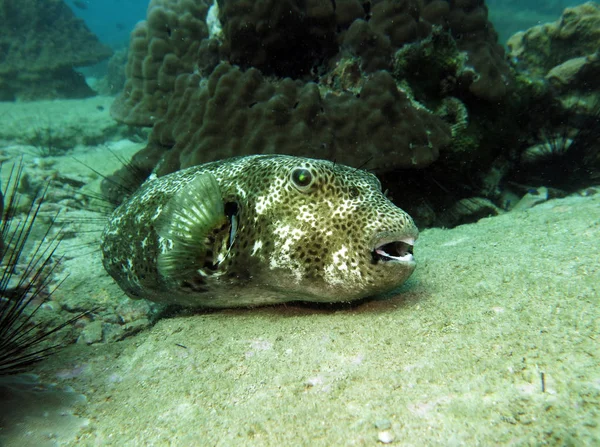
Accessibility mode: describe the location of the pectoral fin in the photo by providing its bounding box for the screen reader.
[155,173,226,280]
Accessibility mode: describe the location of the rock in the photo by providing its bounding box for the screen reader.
[77,320,104,345]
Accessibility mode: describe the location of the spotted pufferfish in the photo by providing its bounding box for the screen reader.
[101,155,418,307]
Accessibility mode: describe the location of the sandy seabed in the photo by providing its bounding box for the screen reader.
[0,98,598,446]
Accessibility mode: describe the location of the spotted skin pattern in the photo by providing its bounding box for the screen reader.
[101,155,418,307]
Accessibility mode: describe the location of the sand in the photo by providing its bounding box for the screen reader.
[0,98,598,446]
[36,179,600,446]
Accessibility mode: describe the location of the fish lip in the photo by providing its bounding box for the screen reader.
[370,232,417,264]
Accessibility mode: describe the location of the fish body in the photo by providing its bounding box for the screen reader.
[101,155,418,307]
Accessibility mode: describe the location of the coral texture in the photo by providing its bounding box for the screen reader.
[343,0,513,100]
[0,0,112,101]
[507,1,600,117]
[108,0,530,229]
[95,49,129,96]
[425,0,513,101]
[145,62,450,175]
[111,0,513,174]
[507,2,600,79]
[216,0,339,76]
[111,0,212,125]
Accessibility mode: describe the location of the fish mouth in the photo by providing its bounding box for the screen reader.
[371,233,416,264]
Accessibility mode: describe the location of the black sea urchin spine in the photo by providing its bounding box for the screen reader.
[0,160,82,375]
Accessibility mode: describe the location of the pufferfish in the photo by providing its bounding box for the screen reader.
[101,155,418,307]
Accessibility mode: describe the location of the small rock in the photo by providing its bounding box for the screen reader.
[77,320,103,345]
[121,318,151,338]
[115,299,154,323]
[103,323,125,343]
[439,197,502,227]
[513,186,548,211]
[378,430,394,444]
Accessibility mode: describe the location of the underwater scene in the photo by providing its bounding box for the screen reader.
[0,0,599,445]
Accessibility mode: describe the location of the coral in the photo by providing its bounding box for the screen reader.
[370,0,422,48]
[393,26,477,100]
[431,0,514,101]
[108,0,525,220]
[545,53,600,90]
[507,2,600,74]
[138,62,451,176]
[342,0,426,72]
[321,57,365,94]
[95,49,129,96]
[502,3,600,196]
[216,0,339,76]
[509,101,600,192]
[435,97,479,155]
[111,0,212,126]
[507,2,600,95]
[0,0,112,101]
[343,0,513,101]
[112,0,514,127]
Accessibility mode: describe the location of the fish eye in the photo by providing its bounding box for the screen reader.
[290,167,314,191]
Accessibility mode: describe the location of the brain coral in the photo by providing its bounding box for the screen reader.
[109,0,515,197]
[0,0,112,101]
